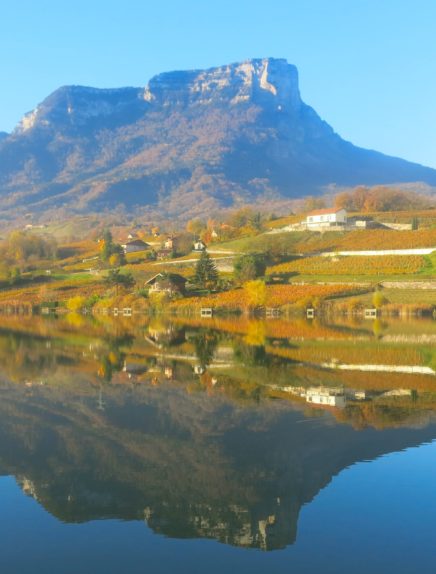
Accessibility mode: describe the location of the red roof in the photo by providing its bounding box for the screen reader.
[307,207,344,216]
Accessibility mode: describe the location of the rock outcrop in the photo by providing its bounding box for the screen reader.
[0,58,435,219]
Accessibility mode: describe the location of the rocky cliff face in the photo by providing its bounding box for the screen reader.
[0,58,435,219]
[143,59,301,109]
[2,380,435,550]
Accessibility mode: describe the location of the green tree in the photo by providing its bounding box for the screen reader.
[234,253,266,283]
[193,331,219,368]
[105,269,135,294]
[251,211,263,231]
[8,267,21,285]
[100,230,126,265]
[101,229,114,262]
[194,251,218,290]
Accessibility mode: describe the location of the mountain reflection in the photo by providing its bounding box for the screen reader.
[0,315,435,550]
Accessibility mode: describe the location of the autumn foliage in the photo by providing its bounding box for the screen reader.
[268,255,426,276]
[171,284,364,312]
[334,186,434,212]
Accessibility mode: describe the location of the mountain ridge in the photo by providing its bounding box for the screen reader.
[1,57,435,220]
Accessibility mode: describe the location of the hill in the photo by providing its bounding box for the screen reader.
[1,58,436,220]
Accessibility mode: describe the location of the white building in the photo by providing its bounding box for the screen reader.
[305,387,346,408]
[193,240,206,251]
[306,208,347,228]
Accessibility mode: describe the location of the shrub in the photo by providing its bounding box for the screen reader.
[234,253,267,282]
[66,295,87,312]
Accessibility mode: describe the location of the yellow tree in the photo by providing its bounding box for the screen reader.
[244,279,267,311]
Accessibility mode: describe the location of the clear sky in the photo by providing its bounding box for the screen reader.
[1,0,435,167]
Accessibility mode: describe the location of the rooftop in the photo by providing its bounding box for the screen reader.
[307,207,345,217]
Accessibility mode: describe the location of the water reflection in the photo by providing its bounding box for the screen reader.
[0,315,435,551]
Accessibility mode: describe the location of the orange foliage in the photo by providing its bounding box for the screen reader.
[171,284,364,312]
[172,316,370,340]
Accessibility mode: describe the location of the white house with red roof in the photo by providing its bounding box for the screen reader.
[306,207,347,228]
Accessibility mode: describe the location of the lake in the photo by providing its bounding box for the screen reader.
[0,314,435,573]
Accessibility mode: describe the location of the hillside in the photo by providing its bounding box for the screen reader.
[1,58,436,221]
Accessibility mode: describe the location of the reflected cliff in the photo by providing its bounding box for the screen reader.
[0,315,435,550]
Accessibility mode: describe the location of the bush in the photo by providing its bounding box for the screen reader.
[66,295,87,312]
[234,253,267,283]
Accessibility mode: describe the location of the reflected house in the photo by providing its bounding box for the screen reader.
[305,387,346,408]
[147,322,186,347]
[123,360,148,376]
[164,366,174,379]
[382,389,413,398]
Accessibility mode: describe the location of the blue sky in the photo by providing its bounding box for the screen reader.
[1,0,435,167]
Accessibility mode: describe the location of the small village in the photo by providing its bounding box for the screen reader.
[0,189,434,320]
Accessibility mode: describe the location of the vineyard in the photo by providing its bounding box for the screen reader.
[267,343,427,367]
[172,316,372,340]
[170,284,366,312]
[0,275,104,306]
[295,229,436,253]
[289,362,436,393]
[268,255,426,276]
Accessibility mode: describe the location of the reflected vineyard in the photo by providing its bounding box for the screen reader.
[0,315,435,554]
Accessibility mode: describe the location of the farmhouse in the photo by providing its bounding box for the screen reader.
[122,239,150,254]
[145,273,187,296]
[164,236,174,250]
[193,240,206,251]
[306,208,347,228]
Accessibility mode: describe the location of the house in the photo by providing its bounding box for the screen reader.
[164,236,174,250]
[193,240,206,251]
[306,208,347,228]
[121,239,150,254]
[145,273,187,296]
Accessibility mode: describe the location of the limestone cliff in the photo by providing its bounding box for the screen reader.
[0,58,435,219]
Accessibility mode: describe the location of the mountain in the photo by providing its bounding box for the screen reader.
[1,57,436,219]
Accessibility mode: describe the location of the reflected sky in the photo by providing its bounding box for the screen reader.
[0,315,435,573]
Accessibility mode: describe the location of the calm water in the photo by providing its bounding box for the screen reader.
[0,314,435,573]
